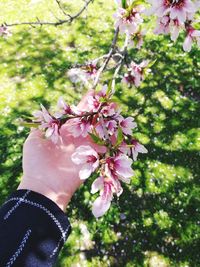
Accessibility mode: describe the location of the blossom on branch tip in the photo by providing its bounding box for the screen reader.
[122,60,150,87]
[33,105,61,144]
[114,5,143,35]
[56,97,73,117]
[71,145,99,180]
[68,63,98,85]
[128,29,146,48]
[81,63,98,79]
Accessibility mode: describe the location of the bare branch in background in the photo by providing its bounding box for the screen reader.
[4,0,94,27]
[55,0,69,17]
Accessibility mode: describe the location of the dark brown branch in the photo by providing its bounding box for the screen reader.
[4,0,94,27]
[93,27,119,88]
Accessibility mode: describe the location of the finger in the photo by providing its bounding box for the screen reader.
[26,129,43,141]
[77,89,94,110]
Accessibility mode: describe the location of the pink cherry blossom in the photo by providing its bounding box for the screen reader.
[154,16,182,41]
[147,0,196,23]
[68,68,88,84]
[82,63,98,79]
[122,72,141,87]
[68,63,97,85]
[97,84,108,98]
[118,116,137,135]
[67,117,92,137]
[169,18,183,41]
[105,154,134,183]
[154,15,171,35]
[87,95,102,112]
[114,6,143,34]
[122,60,149,87]
[71,145,99,179]
[106,120,118,136]
[33,105,61,144]
[169,0,196,23]
[55,97,73,117]
[146,0,171,17]
[95,118,117,140]
[128,29,146,48]
[91,176,123,217]
[101,102,117,117]
[130,139,148,161]
[118,141,131,155]
[95,120,107,140]
[183,26,200,52]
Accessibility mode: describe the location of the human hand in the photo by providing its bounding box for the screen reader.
[18,91,104,211]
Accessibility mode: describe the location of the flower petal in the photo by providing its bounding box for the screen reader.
[92,196,111,218]
[79,164,93,180]
[91,177,104,194]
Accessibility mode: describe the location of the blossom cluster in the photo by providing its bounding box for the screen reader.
[32,86,147,217]
[147,0,200,52]
[114,0,145,48]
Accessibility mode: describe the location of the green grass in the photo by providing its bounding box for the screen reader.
[0,1,200,266]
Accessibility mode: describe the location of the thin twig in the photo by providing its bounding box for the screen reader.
[93,27,119,89]
[55,0,68,17]
[111,34,129,92]
[4,0,94,27]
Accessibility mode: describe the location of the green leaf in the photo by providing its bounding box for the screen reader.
[122,0,127,9]
[88,132,105,145]
[20,122,39,128]
[106,80,113,97]
[147,59,157,68]
[115,127,124,147]
[128,0,144,10]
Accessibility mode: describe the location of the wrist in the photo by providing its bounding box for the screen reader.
[18,176,72,211]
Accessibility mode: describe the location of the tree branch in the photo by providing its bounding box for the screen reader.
[93,27,119,89]
[4,0,94,27]
[111,34,129,91]
[55,0,69,17]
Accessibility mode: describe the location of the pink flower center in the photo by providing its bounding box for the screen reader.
[165,0,185,8]
[125,10,138,22]
[64,106,72,114]
[131,139,138,147]
[87,155,97,163]
[93,98,100,109]
[50,119,60,129]
[125,74,136,84]
[106,158,115,171]
[83,64,97,75]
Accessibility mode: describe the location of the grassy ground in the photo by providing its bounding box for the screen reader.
[0,1,200,266]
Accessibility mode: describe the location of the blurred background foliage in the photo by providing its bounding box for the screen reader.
[0,0,200,266]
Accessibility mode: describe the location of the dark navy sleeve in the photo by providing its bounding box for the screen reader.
[0,189,71,267]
